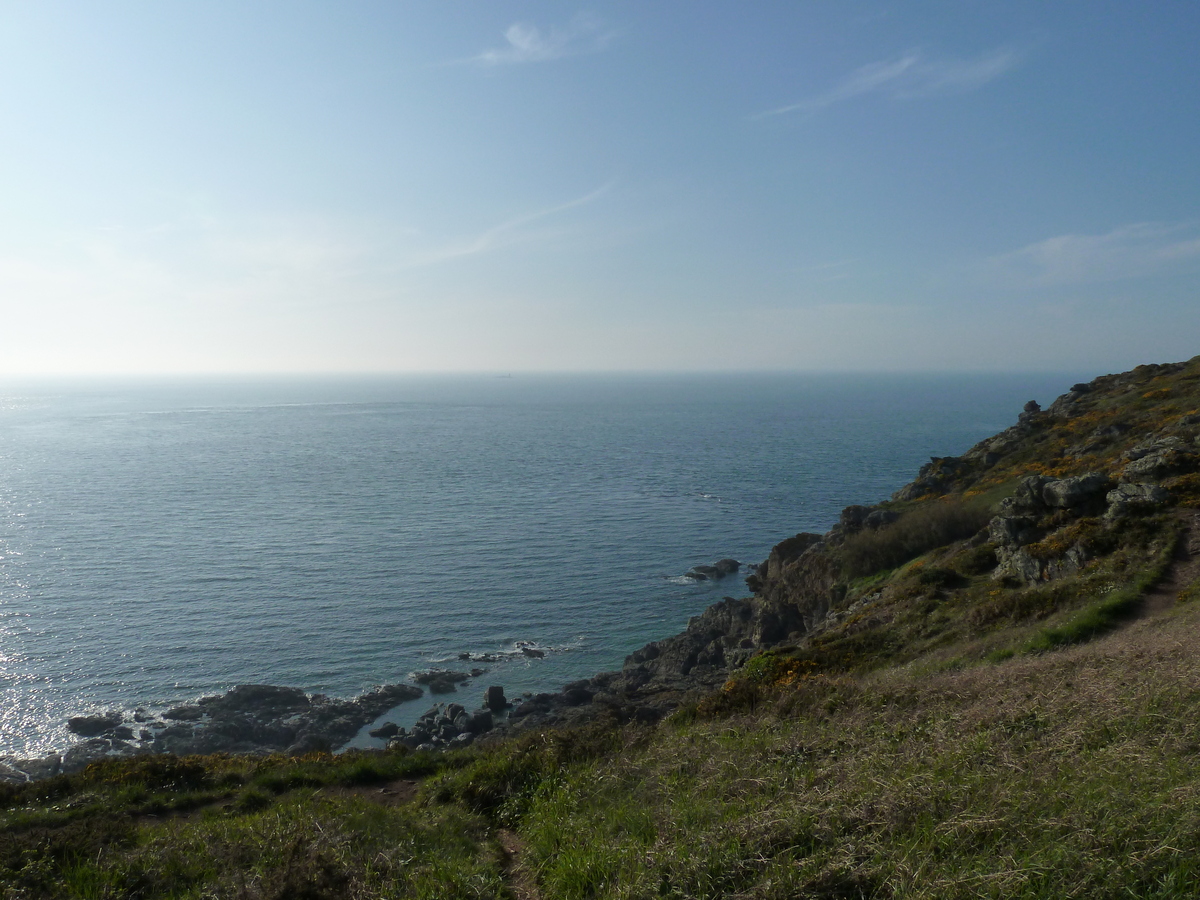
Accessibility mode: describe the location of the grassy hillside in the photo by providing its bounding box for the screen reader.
[3,357,1200,899]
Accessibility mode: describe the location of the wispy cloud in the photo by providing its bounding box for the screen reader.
[405,181,616,266]
[754,46,1021,118]
[984,222,1200,286]
[472,15,614,66]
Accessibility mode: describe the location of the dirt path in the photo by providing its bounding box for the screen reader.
[497,829,541,900]
[346,782,542,899]
[328,777,422,807]
[1133,511,1200,618]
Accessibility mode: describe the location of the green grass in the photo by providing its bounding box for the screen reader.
[0,748,493,899]
[511,608,1200,898]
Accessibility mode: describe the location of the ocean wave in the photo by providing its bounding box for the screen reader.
[429,637,583,666]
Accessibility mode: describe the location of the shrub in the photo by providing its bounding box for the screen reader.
[1164,472,1200,507]
[235,788,272,812]
[951,542,998,577]
[840,499,991,579]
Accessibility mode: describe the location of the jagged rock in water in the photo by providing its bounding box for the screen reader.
[199,684,310,714]
[67,711,124,737]
[484,685,508,711]
[412,669,471,685]
[163,706,203,721]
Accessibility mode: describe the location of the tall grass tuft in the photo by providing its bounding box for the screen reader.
[840,499,991,580]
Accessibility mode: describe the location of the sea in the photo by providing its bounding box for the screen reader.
[0,372,1086,757]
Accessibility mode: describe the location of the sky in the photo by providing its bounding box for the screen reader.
[1,1,1198,375]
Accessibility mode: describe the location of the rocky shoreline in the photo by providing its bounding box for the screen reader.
[0,683,426,783]
[0,526,911,778]
[1,554,766,781]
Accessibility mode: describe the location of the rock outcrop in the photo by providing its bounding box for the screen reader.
[45,683,426,773]
[683,558,742,580]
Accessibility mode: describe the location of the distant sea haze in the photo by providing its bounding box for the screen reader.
[0,372,1083,755]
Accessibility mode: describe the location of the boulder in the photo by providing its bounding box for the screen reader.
[23,754,63,780]
[286,732,332,756]
[1106,482,1169,518]
[998,475,1051,514]
[368,722,400,739]
[713,558,741,575]
[200,684,310,714]
[994,542,1091,586]
[864,509,901,530]
[352,684,424,715]
[838,505,872,532]
[406,726,432,747]
[685,565,720,580]
[468,710,494,734]
[1122,449,1199,482]
[484,685,507,711]
[562,687,594,706]
[1042,472,1111,508]
[989,515,1039,548]
[0,762,27,786]
[67,711,123,737]
[163,706,203,721]
[412,670,471,686]
[520,647,545,658]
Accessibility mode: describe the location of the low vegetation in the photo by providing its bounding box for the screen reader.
[839,499,992,581]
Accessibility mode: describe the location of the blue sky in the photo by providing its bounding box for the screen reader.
[1,2,1198,374]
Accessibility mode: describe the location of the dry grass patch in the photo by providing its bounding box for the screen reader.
[517,604,1200,899]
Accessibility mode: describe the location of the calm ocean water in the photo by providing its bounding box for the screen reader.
[0,373,1083,756]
